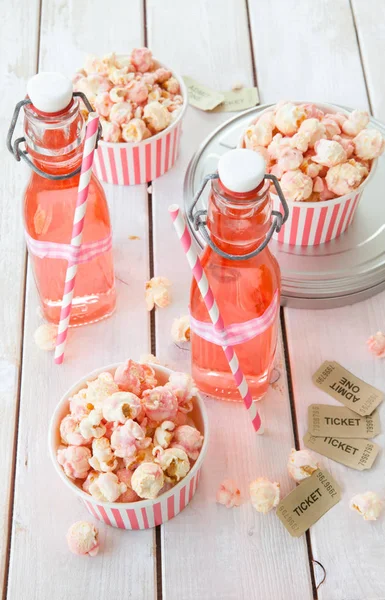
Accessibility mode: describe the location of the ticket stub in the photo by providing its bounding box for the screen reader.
[213,87,259,112]
[183,76,225,110]
[303,432,380,470]
[308,404,380,438]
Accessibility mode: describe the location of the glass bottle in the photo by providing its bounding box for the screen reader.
[10,73,116,326]
[190,149,283,402]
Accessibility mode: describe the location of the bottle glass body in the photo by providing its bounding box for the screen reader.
[23,100,116,326]
[190,179,281,401]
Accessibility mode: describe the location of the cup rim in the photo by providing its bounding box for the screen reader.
[239,101,378,208]
[48,362,209,510]
[97,58,188,148]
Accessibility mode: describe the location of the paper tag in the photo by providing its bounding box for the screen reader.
[312,361,384,416]
[308,404,381,438]
[303,432,380,470]
[276,469,341,537]
[182,76,225,111]
[213,87,259,112]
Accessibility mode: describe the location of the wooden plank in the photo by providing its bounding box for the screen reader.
[0,0,40,594]
[351,0,385,120]
[147,0,313,598]
[6,2,156,599]
[248,1,384,598]
[284,296,385,600]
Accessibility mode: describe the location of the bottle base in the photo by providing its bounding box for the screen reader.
[192,365,270,402]
[40,288,116,327]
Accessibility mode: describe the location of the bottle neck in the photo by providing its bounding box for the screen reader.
[207,178,272,256]
[23,99,85,177]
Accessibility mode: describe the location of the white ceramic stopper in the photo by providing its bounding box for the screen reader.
[218,148,266,193]
[27,72,73,113]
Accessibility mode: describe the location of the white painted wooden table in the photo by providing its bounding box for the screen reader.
[1,1,385,599]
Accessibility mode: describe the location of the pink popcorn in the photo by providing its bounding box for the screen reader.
[288,448,320,482]
[131,462,164,499]
[291,118,326,152]
[267,133,291,160]
[142,386,179,422]
[333,134,355,158]
[154,421,175,449]
[109,101,133,125]
[102,391,142,423]
[109,67,135,87]
[143,101,171,132]
[312,139,347,167]
[303,103,324,120]
[171,425,203,461]
[350,491,383,521]
[270,147,303,179]
[60,415,90,446]
[110,419,150,459]
[114,359,157,395]
[121,118,149,143]
[88,472,127,503]
[354,129,385,160]
[280,170,313,202]
[94,92,113,117]
[322,116,341,138]
[72,70,86,86]
[66,521,99,557]
[166,372,197,409]
[82,470,99,494]
[163,77,180,95]
[313,177,336,201]
[75,74,111,104]
[366,331,385,358]
[109,86,127,103]
[33,323,58,351]
[153,446,190,483]
[299,157,321,178]
[244,111,275,148]
[57,445,91,480]
[326,159,368,196]
[324,112,347,128]
[84,53,116,76]
[274,102,306,135]
[78,408,106,441]
[69,389,91,420]
[342,110,370,136]
[148,85,162,102]
[145,276,172,310]
[116,469,140,503]
[101,119,121,142]
[124,444,155,470]
[126,80,149,104]
[250,478,280,513]
[216,479,241,508]
[171,315,191,343]
[131,47,153,73]
[153,68,172,83]
[89,437,118,472]
[139,353,161,365]
[86,372,119,406]
[174,410,188,427]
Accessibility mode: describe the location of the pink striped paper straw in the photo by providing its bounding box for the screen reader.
[54,113,100,364]
[169,204,263,434]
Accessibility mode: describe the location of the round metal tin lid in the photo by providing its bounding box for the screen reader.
[183,104,385,309]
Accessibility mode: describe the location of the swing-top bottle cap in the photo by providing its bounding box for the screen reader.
[218,148,266,193]
[27,72,73,114]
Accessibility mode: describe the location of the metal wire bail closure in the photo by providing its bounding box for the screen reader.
[188,171,290,261]
[6,92,102,181]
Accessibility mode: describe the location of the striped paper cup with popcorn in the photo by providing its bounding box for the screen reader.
[49,363,208,530]
[93,66,187,186]
[239,102,378,246]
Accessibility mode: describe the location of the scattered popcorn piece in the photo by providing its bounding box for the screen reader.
[139,353,160,365]
[342,110,370,136]
[102,391,142,423]
[366,331,385,358]
[89,472,127,503]
[287,449,320,482]
[312,139,347,167]
[216,479,241,508]
[354,128,385,160]
[116,468,141,502]
[171,425,203,461]
[232,82,243,91]
[34,323,58,351]
[66,521,99,557]
[274,102,307,135]
[153,446,190,483]
[350,491,383,521]
[89,437,118,472]
[154,421,175,449]
[57,445,91,480]
[250,478,280,513]
[145,277,172,311]
[131,462,164,499]
[280,170,313,202]
[142,386,179,422]
[326,159,368,196]
[171,315,191,343]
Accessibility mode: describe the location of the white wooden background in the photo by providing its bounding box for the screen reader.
[1,1,385,599]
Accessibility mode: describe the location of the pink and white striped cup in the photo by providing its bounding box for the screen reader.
[93,63,187,186]
[239,102,377,246]
[49,363,209,530]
